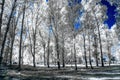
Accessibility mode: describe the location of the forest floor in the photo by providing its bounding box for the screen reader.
[0,64,120,80]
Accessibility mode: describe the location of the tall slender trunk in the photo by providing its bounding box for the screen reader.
[106,32,111,66]
[0,0,5,38]
[33,28,37,67]
[33,54,35,67]
[62,33,65,68]
[94,34,98,67]
[38,30,46,66]
[5,38,10,65]
[62,47,65,68]
[56,37,60,69]
[28,29,33,66]
[108,46,111,66]
[93,9,104,67]
[0,0,17,65]
[33,41,36,67]
[98,24,104,67]
[10,14,19,66]
[73,34,77,70]
[83,31,88,68]
[18,2,25,70]
[55,36,60,69]
[88,33,93,69]
[47,34,50,68]
[43,44,46,66]
[10,31,15,66]
[70,49,73,67]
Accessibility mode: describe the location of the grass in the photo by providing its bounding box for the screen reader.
[0,64,120,80]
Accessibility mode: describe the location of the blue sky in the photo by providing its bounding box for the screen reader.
[101,0,117,29]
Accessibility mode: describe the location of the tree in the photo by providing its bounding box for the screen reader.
[28,3,38,67]
[47,28,50,68]
[47,0,61,69]
[93,34,99,67]
[9,9,22,66]
[67,0,82,70]
[18,0,26,70]
[81,0,107,67]
[39,30,47,66]
[83,27,88,68]
[0,0,17,65]
[0,0,5,39]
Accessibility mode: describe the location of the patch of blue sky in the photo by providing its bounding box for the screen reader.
[101,0,117,29]
[74,9,83,31]
[46,0,48,3]
[74,22,81,31]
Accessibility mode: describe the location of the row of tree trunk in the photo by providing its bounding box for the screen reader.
[0,0,112,71]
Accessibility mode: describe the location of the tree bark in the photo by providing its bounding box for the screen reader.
[33,54,36,67]
[88,32,93,69]
[56,37,60,69]
[94,34,98,67]
[0,0,17,65]
[10,28,15,66]
[0,0,5,38]
[73,34,77,70]
[108,46,111,66]
[33,27,37,67]
[62,33,65,68]
[98,24,104,67]
[10,14,20,66]
[106,32,111,66]
[93,9,104,67]
[43,44,46,66]
[47,33,50,68]
[38,30,46,66]
[18,2,25,70]
[4,38,10,65]
[83,30,88,68]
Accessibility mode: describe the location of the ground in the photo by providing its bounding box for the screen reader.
[0,64,120,80]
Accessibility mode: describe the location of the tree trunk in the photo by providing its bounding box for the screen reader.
[88,33,93,69]
[0,0,5,38]
[62,48,65,68]
[33,54,36,67]
[43,44,46,66]
[0,0,17,65]
[5,38,10,65]
[56,37,60,69]
[108,46,111,66]
[62,33,65,68]
[10,19,15,66]
[73,35,77,70]
[83,33,88,68]
[47,34,50,68]
[106,32,111,66]
[94,34,98,67]
[93,9,104,67]
[98,25,104,67]
[18,2,25,70]
[33,30,37,67]
[10,32,15,66]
